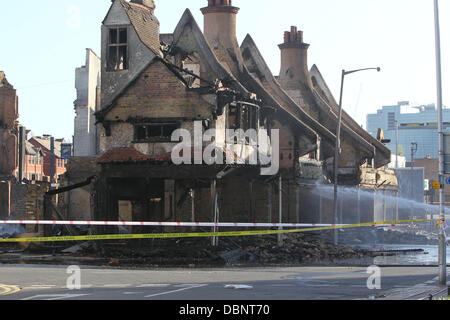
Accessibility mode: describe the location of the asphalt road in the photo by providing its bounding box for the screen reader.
[0,265,447,300]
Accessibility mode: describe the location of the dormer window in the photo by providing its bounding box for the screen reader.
[107,27,128,71]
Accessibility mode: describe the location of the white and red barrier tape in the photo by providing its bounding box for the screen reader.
[0,220,419,228]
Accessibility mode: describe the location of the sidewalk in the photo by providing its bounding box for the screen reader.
[380,285,449,300]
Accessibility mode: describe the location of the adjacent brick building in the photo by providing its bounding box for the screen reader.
[0,71,19,179]
[29,136,68,183]
[24,140,45,181]
[0,71,19,218]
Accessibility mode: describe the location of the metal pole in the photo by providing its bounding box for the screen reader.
[50,137,55,184]
[278,176,283,246]
[211,179,217,246]
[268,183,272,223]
[334,70,345,245]
[191,189,195,224]
[333,67,380,245]
[357,186,361,224]
[434,0,446,286]
[395,120,399,169]
[395,121,399,222]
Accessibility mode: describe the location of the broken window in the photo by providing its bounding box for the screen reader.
[227,104,238,129]
[107,28,128,71]
[228,102,258,132]
[134,123,179,142]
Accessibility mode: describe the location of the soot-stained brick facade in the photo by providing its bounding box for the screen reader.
[84,0,397,235]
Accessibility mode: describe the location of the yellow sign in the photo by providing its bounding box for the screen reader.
[432,182,443,189]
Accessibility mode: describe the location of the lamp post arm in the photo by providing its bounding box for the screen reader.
[344,67,381,76]
[333,66,380,246]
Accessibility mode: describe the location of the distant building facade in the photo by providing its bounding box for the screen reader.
[367,101,450,162]
[413,157,450,205]
[24,140,45,182]
[29,136,68,183]
[388,154,406,169]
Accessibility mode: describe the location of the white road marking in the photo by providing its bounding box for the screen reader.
[31,285,56,287]
[103,284,131,288]
[123,292,144,295]
[137,284,170,288]
[21,294,90,300]
[173,284,204,288]
[144,284,207,298]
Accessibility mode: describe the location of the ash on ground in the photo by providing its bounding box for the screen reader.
[0,223,438,268]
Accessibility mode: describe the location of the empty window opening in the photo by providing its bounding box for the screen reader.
[108,28,128,71]
[228,103,258,132]
[134,123,179,142]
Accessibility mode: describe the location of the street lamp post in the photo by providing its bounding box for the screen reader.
[410,142,418,220]
[395,120,399,169]
[411,142,418,170]
[433,0,446,286]
[395,120,399,221]
[334,67,381,245]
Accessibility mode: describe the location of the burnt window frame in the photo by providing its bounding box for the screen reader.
[107,27,129,72]
[133,122,181,143]
[227,102,260,145]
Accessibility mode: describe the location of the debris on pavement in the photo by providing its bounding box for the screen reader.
[61,242,93,254]
[224,284,253,290]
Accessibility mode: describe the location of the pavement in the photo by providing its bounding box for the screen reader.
[0,265,448,300]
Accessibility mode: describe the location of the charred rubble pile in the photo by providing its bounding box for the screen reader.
[54,232,374,268]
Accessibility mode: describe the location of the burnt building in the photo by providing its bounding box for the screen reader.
[87,0,396,232]
[0,71,20,218]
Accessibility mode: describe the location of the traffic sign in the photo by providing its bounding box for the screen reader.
[432,181,443,189]
[61,143,72,160]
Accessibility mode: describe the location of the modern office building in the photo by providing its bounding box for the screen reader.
[367,101,450,162]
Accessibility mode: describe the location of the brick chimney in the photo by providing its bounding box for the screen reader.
[201,0,240,51]
[278,26,312,89]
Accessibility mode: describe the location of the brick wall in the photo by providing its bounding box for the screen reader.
[0,73,19,177]
[8,182,48,234]
[105,61,213,122]
[64,157,100,221]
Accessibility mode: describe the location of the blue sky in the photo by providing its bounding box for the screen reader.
[0,0,448,141]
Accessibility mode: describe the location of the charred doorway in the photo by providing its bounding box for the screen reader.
[97,178,164,234]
